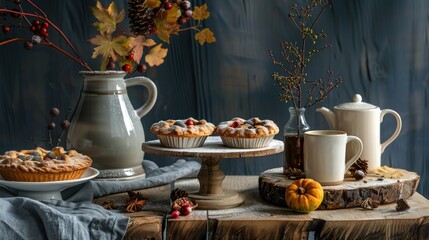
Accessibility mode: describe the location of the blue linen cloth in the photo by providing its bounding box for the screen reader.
[0,159,201,240]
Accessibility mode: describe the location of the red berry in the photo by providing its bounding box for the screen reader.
[184,10,192,17]
[151,27,158,34]
[48,122,56,130]
[50,107,60,116]
[32,20,40,26]
[30,25,36,32]
[2,26,10,34]
[39,27,47,35]
[177,16,187,25]
[24,41,33,50]
[122,64,132,73]
[43,32,49,38]
[231,121,239,128]
[171,210,180,219]
[185,119,194,126]
[127,53,134,60]
[42,22,49,29]
[164,2,173,10]
[61,120,70,129]
[137,64,147,74]
[180,204,192,216]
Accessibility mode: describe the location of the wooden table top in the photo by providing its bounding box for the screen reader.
[94,175,429,240]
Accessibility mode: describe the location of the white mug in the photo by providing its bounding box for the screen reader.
[304,130,363,186]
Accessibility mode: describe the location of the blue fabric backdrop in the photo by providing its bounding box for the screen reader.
[0,0,428,197]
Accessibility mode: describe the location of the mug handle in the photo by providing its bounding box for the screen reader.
[125,76,158,119]
[380,109,402,153]
[344,136,363,174]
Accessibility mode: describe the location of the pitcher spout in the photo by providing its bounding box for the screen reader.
[316,107,336,129]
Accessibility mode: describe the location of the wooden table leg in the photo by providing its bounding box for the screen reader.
[189,157,244,210]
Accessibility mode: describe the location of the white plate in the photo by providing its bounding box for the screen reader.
[0,167,99,200]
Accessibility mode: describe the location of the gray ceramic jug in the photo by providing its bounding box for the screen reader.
[67,71,157,179]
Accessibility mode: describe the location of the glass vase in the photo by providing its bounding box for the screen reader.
[283,107,310,173]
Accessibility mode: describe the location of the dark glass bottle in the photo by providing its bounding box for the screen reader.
[283,107,310,173]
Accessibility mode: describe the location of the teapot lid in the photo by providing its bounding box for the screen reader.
[334,94,378,110]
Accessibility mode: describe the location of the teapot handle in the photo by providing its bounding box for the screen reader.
[125,76,158,118]
[380,109,402,153]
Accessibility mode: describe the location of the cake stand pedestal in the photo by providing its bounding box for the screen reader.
[142,136,284,209]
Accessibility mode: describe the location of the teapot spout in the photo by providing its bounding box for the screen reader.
[316,107,336,129]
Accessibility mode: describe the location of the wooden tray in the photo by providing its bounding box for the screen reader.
[259,167,420,210]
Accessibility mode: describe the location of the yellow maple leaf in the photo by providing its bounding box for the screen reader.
[192,4,210,21]
[89,33,131,70]
[145,0,161,9]
[128,36,157,63]
[91,1,125,34]
[145,44,168,67]
[194,28,216,45]
[154,4,181,43]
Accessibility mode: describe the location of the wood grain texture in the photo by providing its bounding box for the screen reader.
[95,176,429,239]
[259,167,420,209]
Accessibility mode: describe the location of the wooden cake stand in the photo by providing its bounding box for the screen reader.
[142,136,284,210]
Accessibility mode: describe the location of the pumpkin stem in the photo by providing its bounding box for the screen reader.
[298,187,306,195]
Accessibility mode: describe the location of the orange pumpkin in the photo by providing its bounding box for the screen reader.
[285,178,324,213]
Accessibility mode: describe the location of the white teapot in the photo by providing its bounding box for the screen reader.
[316,94,402,171]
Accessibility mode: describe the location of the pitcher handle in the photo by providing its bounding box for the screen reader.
[380,109,402,153]
[125,76,158,118]
[344,136,363,174]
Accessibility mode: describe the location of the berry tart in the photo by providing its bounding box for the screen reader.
[150,118,215,148]
[0,147,93,182]
[216,117,279,148]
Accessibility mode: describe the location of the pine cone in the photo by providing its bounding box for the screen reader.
[349,158,369,174]
[128,0,156,36]
[170,188,188,202]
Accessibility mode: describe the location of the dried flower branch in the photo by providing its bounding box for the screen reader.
[269,0,341,108]
[0,1,92,71]
[0,0,215,74]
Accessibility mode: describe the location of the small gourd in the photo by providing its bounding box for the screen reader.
[285,178,324,213]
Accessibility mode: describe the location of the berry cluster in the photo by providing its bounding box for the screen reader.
[0,1,92,70]
[47,107,71,148]
[174,0,193,25]
[170,188,196,218]
[24,20,49,50]
[0,2,51,50]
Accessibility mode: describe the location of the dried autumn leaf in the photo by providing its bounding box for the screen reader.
[145,44,168,67]
[128,36,157,63]
[194,28,216,45]
[192,4,210,20]
[154,4,181,43]
[91,1,125,34]
[146,0,161,9]
[89,33,131,70]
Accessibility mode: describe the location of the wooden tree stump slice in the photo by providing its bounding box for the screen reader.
[259,167,420,210]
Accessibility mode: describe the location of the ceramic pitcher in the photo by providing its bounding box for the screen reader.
[67,71,157,179]
[317,94,402,171]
